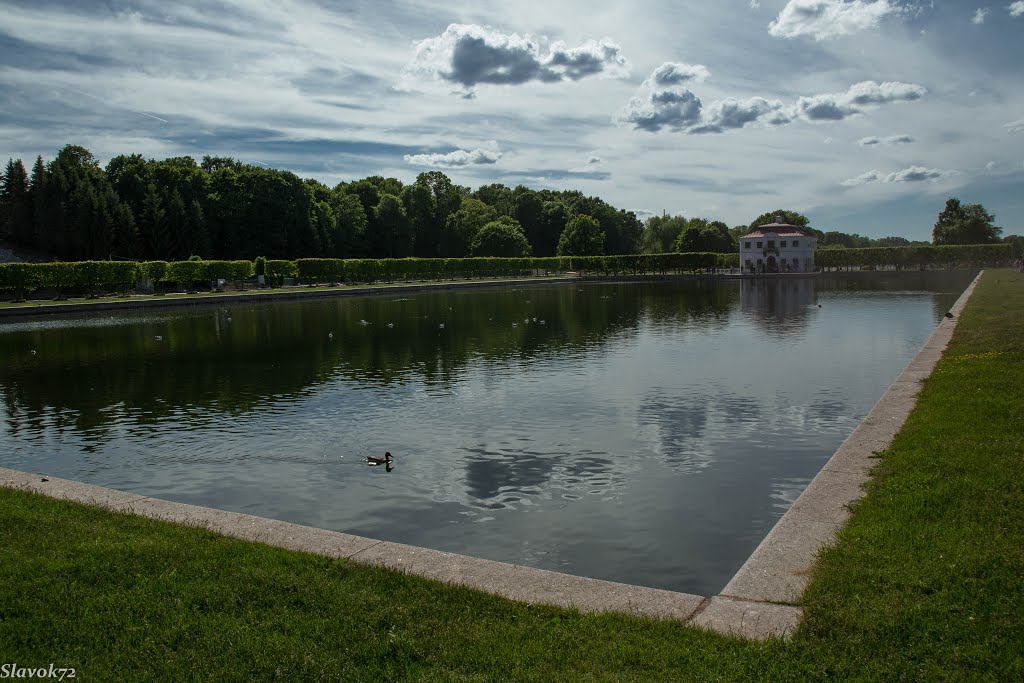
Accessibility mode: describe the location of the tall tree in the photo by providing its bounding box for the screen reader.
[329,191,368,258]
[442,197,496,258]
[473,183,515,216]
[674,219,736,253]
[406,171,462,259]
[373,193,414,258]
[557,215,605,256]
[932,197,1002,245]
[513,190,545,255]
[1,158,32,245]
[642,214,687,253]
[139,183,171,258]
[470,216,532,257]
[537,201,569,257]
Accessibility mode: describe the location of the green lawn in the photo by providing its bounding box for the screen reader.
[1,270,1022,681]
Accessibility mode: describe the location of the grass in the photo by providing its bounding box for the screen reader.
[1,270,1022,681]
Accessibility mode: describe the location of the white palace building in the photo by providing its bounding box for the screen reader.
[739,216,817,274]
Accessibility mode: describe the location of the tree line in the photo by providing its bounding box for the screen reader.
[0,145,1019,264]
[0,145,643,263]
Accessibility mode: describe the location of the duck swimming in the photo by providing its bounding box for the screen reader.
[367,452,393,466]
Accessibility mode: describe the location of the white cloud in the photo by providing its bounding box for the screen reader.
[797,81,926,120]
[769,0,898,41]
[1005,118,1024,133]
[750,0,761,8]
[404,24,629,93]
[859,134,915,146]
[1010,2,1024,17]
[404,144,502,167]
[843,165,955,185]
[842,169,884,185]
[986,160,997,169]
[972,8,989,24]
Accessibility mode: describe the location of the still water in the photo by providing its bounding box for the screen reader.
[0,272,974,595]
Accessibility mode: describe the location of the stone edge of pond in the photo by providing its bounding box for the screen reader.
[0,271,817,320]
[0,465,710,619]
[0,277,577,319]
[709,270,983,635]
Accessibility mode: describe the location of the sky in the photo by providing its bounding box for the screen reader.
[1,0,1022,240]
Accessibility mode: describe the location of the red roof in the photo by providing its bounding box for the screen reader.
[742,227,808,238]
[741,219,810,239]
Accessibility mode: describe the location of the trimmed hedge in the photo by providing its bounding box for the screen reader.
[0,245,1007,296]
[816,244,1013,270]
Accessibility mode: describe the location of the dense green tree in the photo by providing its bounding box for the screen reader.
[566,194,641,255]
[105,154,150,224]
[473,183,515,216]
[442,198,497,257]
[674,219,736,253]
[748,209,809,230]
[41,145,128,259]
[139,183,171,258]
[29,156,48,253]
[111,199,141,259]
[820,231,870,249]
[200,156,243,173]
[405,171,463,259]
[513,190,545,255]
[470,216,532,257]
[373,193,414,258]
[932,197,1002,245]
[873,236,911,247]
[326,192,368,258]
[641,214,687,254]
[1003,235,1024,258]
[557,215,605,256]
[1,158,32,245]
[537,201,569,257]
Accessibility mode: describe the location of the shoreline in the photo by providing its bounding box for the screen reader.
[0,268,967,320]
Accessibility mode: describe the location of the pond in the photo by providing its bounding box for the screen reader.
[0,271,975,596]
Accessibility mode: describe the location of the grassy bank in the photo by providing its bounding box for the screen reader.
[1,270,1022,681]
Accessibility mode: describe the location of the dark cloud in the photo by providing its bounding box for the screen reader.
[620,88,703,132]
[406,24,628,92]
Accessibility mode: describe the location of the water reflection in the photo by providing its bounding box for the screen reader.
[740,276,817,337]
[0,272,976,595]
